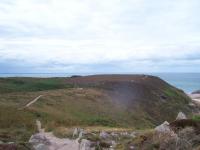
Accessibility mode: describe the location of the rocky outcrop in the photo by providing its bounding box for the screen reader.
[73,128,84,139]
[155,121,172,133]
[192,90,200,94]
[176,112,187,120]
[79,139,95,150]
[99,131,111,139]
[29,132,80,150]
[29,129,131,150]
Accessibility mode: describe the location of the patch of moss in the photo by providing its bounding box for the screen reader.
[192,115,200,122]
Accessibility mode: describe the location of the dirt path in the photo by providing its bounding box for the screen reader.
[19,95,43,110]
[25,95,43,107]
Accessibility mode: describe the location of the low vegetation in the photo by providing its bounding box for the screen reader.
[192,115,200,121]
[0,77,73,93]
[0,75,193,146]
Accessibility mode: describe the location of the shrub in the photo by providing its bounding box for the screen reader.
[192,115,200,121]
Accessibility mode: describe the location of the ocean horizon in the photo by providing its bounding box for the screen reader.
[0,73,199,93]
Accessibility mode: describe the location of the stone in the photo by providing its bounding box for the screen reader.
[176,112,187,120]
[120,132,128,136]
[192,90,200,94]
[100,131,111,139]
[34,143,49,150]
[79,139,95,150]
[29,132,80,150]
[73,128,79,138]
[36,120,45,133]
[72,128,85,139]
[111,132,119,139]
[79,129,85,139]
[129,145,135,149]
[130,132,137,138]
[155,121,171,133]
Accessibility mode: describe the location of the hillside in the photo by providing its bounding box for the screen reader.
[0,75,192,145]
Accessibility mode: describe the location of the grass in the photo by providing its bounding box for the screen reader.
[0,77,73,93]
[0,77,193,145]
[0,87,148,143]
[0,106,37,143]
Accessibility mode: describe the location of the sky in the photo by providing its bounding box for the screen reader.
[0,0,200,73]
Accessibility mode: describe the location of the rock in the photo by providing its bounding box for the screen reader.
[155,121,171,133]
[129,145,135,149]
[73,128,79,138]
[34,143,49,150]
[78,129,85,139]
[72,128,85,139]
[176,112,187,120]
[120,132,128,136]
[0,141,3,144]
[29,133,51,145]
[79,139,95,150]
[111,132,119,139]
[130,132,137,138]
[29,132,80,150]
[99,131,111,139]
[192,90,200,94]
[111,140,117,148]
[36,120,45,133]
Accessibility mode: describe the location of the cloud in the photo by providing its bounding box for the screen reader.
[0,0,200,73]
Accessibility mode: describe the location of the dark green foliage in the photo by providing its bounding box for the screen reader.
[192,115,200,121]
[0,77,73,93]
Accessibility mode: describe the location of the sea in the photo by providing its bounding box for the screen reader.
[0,73,199,94]
[152,73,200,94]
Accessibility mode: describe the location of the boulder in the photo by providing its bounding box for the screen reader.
[130,132,137,138]
[73,128,79,138]
[72,128,85,139]
[111,132,118,138]
[192,90,200,94]
[120,132,128,136]
[99,131,111,139]
[29,133,51,145]
[155,121,171,133]
[176,112,187,120]
[34,143,49,150]
[79,139,95,150]
[29,132,80,150]
[78,129,85,139]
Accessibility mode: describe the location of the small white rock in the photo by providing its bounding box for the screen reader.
[100,131,111,139]
[176,112,187,120]
[155,121,171,133]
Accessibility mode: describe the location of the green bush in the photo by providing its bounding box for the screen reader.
[192,115,200,121]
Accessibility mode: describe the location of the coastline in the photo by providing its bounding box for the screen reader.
[188,93,200,103]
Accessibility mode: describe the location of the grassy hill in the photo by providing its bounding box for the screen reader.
[0,75,192,143]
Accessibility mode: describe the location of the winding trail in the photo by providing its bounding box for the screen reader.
[25,95,43,107]
[19,95,43,110]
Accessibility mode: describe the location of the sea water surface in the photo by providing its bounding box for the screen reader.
[0,73,199,93]
[153,73,200,93]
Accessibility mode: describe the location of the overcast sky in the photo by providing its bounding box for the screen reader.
[0,0,200,73]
